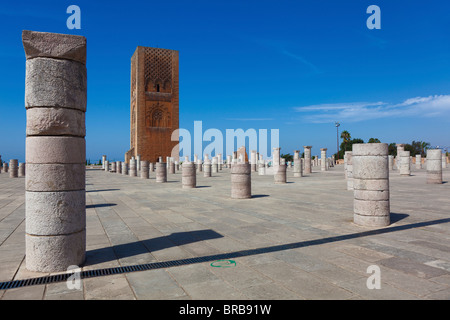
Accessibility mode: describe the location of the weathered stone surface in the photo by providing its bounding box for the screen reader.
[352,143,390,227]
[140,161,149,179]
[26,163,85,191]
[274,164,287,184]
[25,57,87,110]
[25,230,86,272]
[155,163,167,183]
[427,149,443,184]
[26,190,85,235]
[182,162,196,188]
[26,136,85,164]
[22,30,87,64]
[26,107,85,136]
[231,163,251,199]
[9,159,18,178]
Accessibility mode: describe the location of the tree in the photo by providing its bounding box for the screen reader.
[281,153,293,162]
[388,143,397,156]
[368,138,381,143]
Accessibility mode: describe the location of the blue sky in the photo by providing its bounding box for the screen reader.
[1,0,449,162]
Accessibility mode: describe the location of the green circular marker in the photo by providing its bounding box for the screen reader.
[210,259,236,268]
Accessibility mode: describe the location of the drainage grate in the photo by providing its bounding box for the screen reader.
[0,252,246,291]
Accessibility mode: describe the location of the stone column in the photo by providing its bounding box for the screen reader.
[443,153,448,169]
[320,148,327,171]
[19,163,26,177]
[218,153,223,170]
[303,146,312,174]
[427,149,442,184]
[227,155,232,168]
[272,147,280,173]
[104,160,109,172]
[251,150,257,172]
[197,159,202,172]
[346,151,353,190]
[399,151,411,176]
[388,155,394,170]
[9,159,18,178]
[149,162,155,173]
[155,162,167,183]
[396,144,405,169]
[415,155,421,169]
[140,161,149,179]
[212,157,218,173]
[353,143,390,227]
[293,150,302,177]
[204,159,212,177]
[129,158,137,177]
[258,160,265,175]
[182,162,196,189]
[169,161,175,174]
[274,162,287,184]
[23,30,86,272]
[2,162,8,173]
[231,163,251,199]
[110,161,116,173]
[122,162,128,175]
[102,155,106,169]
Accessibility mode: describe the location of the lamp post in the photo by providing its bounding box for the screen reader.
[335,122,340,160]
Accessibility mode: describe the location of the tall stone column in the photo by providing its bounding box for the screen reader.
[415,155,422,169]
[388,155,394,170]
[353,143,390,227]
[212,157,218,173]
[104,160,109,172]
[251,150,257,172]
[272,147,280,173]
[140,161,149,179]
[129,158,137,177]
[303,146,312,174]
[227,155,232,168]
[102,155,106,169]
[427,149,442,184]
[293,150,302,177]
[23,30,86,272]
[274,162,287,184]
[136,155,141,171]
[320,148,327,171]
[346,151,353,190]
[258,160,265,175]
[204,159,212,177]
[396,143,405,169]
[231,163,251,199]
[169,161,175,174]
[9,160,18,178]
[399,151,411,176]
[155,162,167,183]
[122,162,128,175]
[19,163,26,177]
[182,162,196,188]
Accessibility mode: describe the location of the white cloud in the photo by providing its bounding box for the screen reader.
[294,95,450,123]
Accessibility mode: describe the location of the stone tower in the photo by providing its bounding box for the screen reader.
[125,46,179,163]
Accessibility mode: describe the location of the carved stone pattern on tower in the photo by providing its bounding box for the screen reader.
[144,47,172,92]
[146,102,171,128]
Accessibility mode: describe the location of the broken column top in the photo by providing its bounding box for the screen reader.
[22,30,86,64]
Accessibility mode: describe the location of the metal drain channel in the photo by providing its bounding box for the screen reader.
[0,252,241,291]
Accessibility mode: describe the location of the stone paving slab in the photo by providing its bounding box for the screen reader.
[0,165,449,300]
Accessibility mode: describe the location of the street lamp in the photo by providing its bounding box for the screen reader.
[335,122,340,160]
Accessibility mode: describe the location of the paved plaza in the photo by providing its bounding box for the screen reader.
[0,164,449,300]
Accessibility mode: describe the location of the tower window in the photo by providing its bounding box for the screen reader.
[156,84,160,92]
